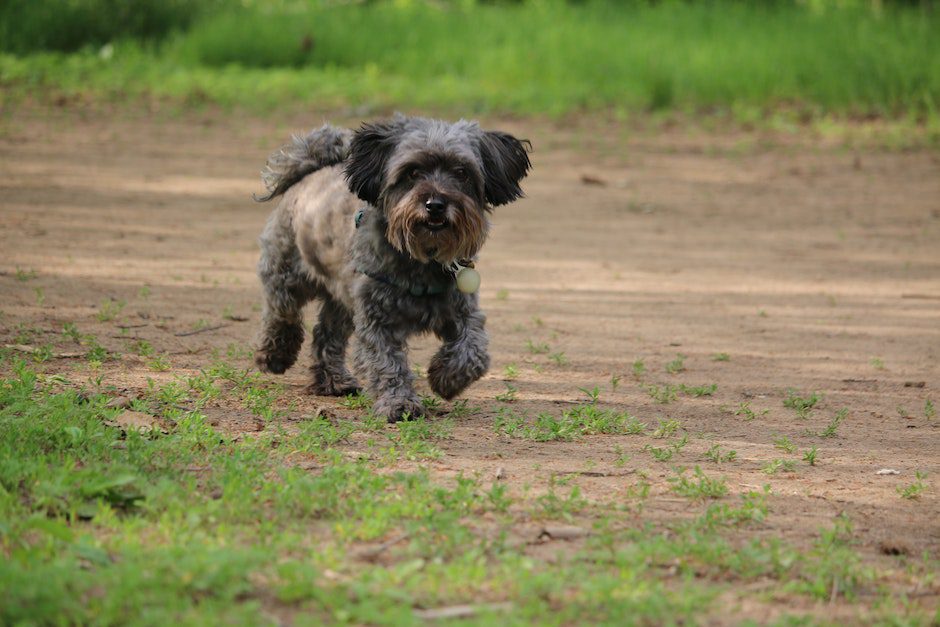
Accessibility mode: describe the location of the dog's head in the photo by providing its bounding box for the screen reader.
[344,115,531,265]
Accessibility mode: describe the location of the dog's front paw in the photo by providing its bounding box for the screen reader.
[373,395,425,423]
[428,351,489,400]
[255,323,304,374]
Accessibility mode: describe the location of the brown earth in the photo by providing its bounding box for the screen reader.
[1,108,938,621]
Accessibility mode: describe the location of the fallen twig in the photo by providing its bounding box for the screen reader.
[174,323,230,337]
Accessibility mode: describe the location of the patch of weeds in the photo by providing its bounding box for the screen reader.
[495,383,518,403]
[536,477,587,521]
[612,444,630,467]
[448,399,480,419]
[339,392,371,410]
[494,407,525,436]
[783,389,822,419]
[803,446,818,466]
[758,309,768,318]
[772,435,796,454]
[138,284,151,298]
[291,416,355,453]
[925,398,935,419]
[389,416,451,460]
[869,356,885,370]
[225,342,253,360]
[632,359,646,378]
[762,459,797,475]
[62,322,82,342]
[665,353,687,374]
[897,471,928,500]
[96,299,126,322]
[712,353,730,362]
[650,418,681,439]
[704,444,736,464]
[796,514,870,602]
[525,339,550,354]
[15,266,37,281]
[131,340,155,357]
[420,395,444,413]
[34,287,45,306]
[192,319,211,331]
[696,486,770,529]
[530,315,543,327]
[502,364,519,380]
[669,466,728,499]
[645,383,679,404]
[495,289,509,300]
[681,383,717,397]
[645,434,688,462]
[548,351,568,365]
[610,373,621,391]
[732,402,767,421]
[146,353,171,372]
[813,408,848,438]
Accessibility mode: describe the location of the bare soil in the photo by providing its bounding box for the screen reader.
[1,108,938,621]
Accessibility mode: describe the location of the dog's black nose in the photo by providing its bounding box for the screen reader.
[425,198,446,216]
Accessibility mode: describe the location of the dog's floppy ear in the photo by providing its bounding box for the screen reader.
[478,131,532,207]
[345,120,402,205]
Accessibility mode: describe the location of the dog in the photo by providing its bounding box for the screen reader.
[253,115,531,422]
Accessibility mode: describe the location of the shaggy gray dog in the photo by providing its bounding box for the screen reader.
[253,115,531,422]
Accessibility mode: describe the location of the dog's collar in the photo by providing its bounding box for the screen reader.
[357,268,451,297]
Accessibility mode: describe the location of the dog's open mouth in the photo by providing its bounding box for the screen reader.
[423,218,448,232]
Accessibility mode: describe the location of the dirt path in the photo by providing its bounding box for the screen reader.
[2,109,938,620]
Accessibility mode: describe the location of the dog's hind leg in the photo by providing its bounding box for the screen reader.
[307,297,360,396]
[255,214,318,375]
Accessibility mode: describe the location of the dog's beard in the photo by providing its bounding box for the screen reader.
[385,191,489,265]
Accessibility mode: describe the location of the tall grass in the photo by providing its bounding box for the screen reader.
[2,1,938,118]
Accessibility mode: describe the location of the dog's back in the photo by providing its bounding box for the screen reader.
[254,125,352,202]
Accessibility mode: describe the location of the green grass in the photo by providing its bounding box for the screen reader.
[2,1,939,121]
[0,356,933,624]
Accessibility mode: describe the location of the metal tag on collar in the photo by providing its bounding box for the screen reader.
[453,261,481,294]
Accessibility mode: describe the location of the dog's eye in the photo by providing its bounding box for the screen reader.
[453,167,469,181]
[408,168,422,180]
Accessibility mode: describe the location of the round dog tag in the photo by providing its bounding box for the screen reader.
[455,266,481,294]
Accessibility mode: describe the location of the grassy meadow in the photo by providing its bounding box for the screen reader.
[1,0,939,121]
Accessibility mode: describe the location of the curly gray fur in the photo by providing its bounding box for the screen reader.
[253,115,530,422]
[254,125,353,202]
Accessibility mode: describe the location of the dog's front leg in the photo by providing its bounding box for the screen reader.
[353,317,424,423]
[428,305,490,401]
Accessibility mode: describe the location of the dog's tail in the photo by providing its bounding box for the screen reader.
[254,124,353,202]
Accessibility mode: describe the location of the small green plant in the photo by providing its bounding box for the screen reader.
[803,446,818,466]
[448,399,479,419]
[34,287,45,306]
[646,444,675,462]
[762,459,797,474]
[502,364,519,380]
[816,408,848,438]
[525,339,550,354]
[146,353,171,372]
[96,299,127,322]
[773,434,796,454]
[495,289,509,300]
[704,444,736,464]
[669,466,728,499]
[578,385,600,404]
[783,389,822,418]
[897,472,927,500]
[339,392,371,410]
[548,351,568,365]
[732,402,767,421]
[632,359,646,378]
[15,266,37,281]
[645,383,679,404]
[610,373,621,391]
[681,383,717,397]
[665,354,686,374]
[131,340,155,357]
[495,383,518,403]
[869,356,885,370]
[925,398,935,419]
[138,284,151,298]
[420,395,443,413]
[62,322,82,342]
[531,315,543,327]
[651,418,681,439]
[712,353,730,362]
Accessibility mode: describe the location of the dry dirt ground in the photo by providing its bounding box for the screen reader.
[1,108,938,621]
